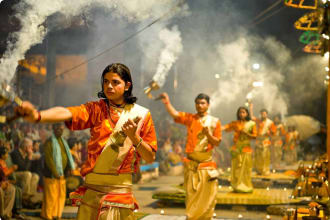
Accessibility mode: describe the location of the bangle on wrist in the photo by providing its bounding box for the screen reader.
[35,111,41,123]
[134,137,143,149]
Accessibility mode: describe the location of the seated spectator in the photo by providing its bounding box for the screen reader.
[79,137,89,164]
[0,125,7,141]
[67,137,82,176]
[38,124,51,147]
[0,147,16,220]
[9,122,22,149]
[156,141,170,175]
[10,138,39,199]
[31,140,43,186]
[0,147,26,219]
[173,139,184,158]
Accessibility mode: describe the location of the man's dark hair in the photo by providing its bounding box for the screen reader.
[98,63,137,104]
[260,108,268,114]
[67,137,79,149]
[236,106,251,121]
[194,93,210,104]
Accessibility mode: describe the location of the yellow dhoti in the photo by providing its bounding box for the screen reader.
[231,151,253,193]
[72,173,137,220]
[283,146,297,165]
[76,186,136,220]
[41,177,66,220]
[271,139,283,169]
[184,155,218,220]
[255,137,271,175]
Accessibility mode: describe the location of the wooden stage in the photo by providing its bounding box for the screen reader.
[152,171,303,206]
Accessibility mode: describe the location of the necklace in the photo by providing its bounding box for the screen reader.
[107,101,126,124]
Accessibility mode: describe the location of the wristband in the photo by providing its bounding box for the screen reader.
[35,111,41,123]
[134,137,143,149]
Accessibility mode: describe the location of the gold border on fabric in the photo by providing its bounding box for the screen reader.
[85,173,133,186]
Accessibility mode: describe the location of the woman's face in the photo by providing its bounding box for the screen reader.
[239,108,248,120]
[103,72,131,103]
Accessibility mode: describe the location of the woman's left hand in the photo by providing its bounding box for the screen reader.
[122,117,141,144]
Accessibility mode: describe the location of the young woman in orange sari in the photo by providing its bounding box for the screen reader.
[17,63,157,220]
[223,107,257,193]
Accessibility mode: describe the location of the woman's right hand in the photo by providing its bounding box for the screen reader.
[15,101,39,123]
[159,93,170,105]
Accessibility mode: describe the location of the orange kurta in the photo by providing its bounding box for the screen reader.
[0,160,15,177]
[174,112,221,153]
[272,123,286,145]
[65,99,157,177]
[223,120,257,152]
[254,118,276,176]
[255,118,276,137]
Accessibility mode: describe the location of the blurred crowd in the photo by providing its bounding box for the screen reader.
[0,119,89,219]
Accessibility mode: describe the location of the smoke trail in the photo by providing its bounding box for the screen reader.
[210,35,289,117]
[0,0,185,83]
[152,25,183,87]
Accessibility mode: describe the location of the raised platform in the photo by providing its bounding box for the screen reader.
[140,214,265,220]
[152,186,303,205]
[218,171,297,189]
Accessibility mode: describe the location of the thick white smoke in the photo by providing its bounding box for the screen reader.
[210,35,289,117]
[0,0,186,82]
[152,25,183,87]
[209,33,327,120]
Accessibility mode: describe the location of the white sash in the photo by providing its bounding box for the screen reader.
[195,115,219,152]
[243,120,256,133]
[260,118,273,136]
[92,103,149,174]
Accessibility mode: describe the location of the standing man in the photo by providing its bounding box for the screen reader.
[41,123,75,220]
[249,103,276,176]
[271,115,286,170]
[160,93,221,220]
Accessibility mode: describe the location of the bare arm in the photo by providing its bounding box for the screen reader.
[249,103,257,121]
[134,138,155,164]
[159,93,179,120]
[17,101,72,123]
[39,107,72,123]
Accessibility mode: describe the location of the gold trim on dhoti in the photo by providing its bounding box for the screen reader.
[85,173,132,186]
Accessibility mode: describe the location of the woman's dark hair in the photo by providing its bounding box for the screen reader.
[194,93,210,104]
[236,106,251,121]
[0,146,7,158]
[97,63,137,104]
[67,137,78,150]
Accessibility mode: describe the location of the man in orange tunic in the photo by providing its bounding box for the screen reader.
[160,93,221,220]
[17,63,157,220]
[283,126,299,165]
[271,115,286,170]
[250,104,276,176]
